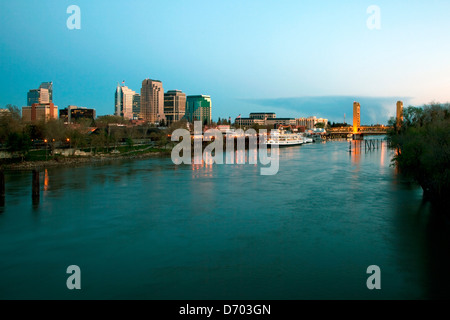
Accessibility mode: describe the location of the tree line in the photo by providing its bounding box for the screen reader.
[387,103,450,204]
[0,105,190,161]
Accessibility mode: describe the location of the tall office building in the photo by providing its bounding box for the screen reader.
[115,83,136,120]
[27,88,49,106]
[353,102,361,133]
[39,82,53,102]
[24,82,57,122]
[140,79,165,123]
[133,94,141,120]
[186,95,212,125]
[396,101,403,127]
[27,82,53,106]
[164,90,186,125]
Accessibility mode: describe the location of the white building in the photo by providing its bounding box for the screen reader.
[115,83,137,120]
[296,116,328,130]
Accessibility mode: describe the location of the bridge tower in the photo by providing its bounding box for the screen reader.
[353,102,361,134]
[396,101,403,128]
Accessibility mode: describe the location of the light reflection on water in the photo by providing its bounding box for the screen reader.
[0,140,449,300]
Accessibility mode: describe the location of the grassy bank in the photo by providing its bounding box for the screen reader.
[0,145,172,171]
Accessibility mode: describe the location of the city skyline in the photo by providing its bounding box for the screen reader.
[2,1,450,124]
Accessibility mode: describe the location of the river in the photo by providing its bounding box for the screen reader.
[1,140,449,299]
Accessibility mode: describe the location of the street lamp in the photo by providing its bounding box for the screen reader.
[44,139,48,161]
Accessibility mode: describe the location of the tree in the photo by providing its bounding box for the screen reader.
[0,105,23,145]
[90,132,106,154]
[315,122,326,129]
[167,119,188,135]
[44,120,67,155]
[387,103,450,203]
[6,132,31,161]
[156,133,169,149]
[126,137,134,149]
[67,128,87,155]
[95,115,125,126]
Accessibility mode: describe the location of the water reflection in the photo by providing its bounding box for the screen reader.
[350,140,361,167]
[43,169,49,192]
[0,141,448,299]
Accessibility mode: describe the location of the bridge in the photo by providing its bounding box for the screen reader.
[326,126,391,139]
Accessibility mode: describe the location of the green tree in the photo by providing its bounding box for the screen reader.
[90,132,106,154]
[95,115,125,126]
[388,103,450,203]
[44,120,67,155]
[315,122,326,129]
[67,128,87,155]
[0,105,22,145]
[126,137,134,149]
[6,132,31,161]
[167,119,188,135]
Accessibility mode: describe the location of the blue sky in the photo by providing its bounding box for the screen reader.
[1,0,450,124]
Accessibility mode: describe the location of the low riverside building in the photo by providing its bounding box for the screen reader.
[296,116,328,130]
[22,103,58,122]
[60,106,96,124]
[235,115,295,127]
[249,112,276,120]
[235,117,265,127]
[266,118,296,126]
[235,112,276,127]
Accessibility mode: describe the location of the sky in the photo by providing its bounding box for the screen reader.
[1,0,450,124]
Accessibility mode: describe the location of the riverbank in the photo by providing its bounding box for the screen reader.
[1,149,171,171]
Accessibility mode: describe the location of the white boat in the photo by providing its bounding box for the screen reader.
[265,130,304,147]
[299,133,313,143]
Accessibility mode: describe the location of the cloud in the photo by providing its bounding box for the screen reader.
[239,96,412,125]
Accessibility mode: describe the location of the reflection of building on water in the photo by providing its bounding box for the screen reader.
[380,141,385,167]
[350,140,361,165]
[44,169,49,192]
[349,138,390,168]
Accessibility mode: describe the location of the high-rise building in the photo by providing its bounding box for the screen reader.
[396,101,403,127]
[27,88,49,106]
[186,95,212,125]
[27,82,53,106]
[39,82,53,102]
[140,79,165,123]
[24,82,57,122]
[115,83,136,120]
[133,94,141,120]
[164,90,186,125]
[353,102,361,133]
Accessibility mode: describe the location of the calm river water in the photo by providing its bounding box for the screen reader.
[1,140,449,300]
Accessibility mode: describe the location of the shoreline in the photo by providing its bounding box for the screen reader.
[1,150,171,171]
